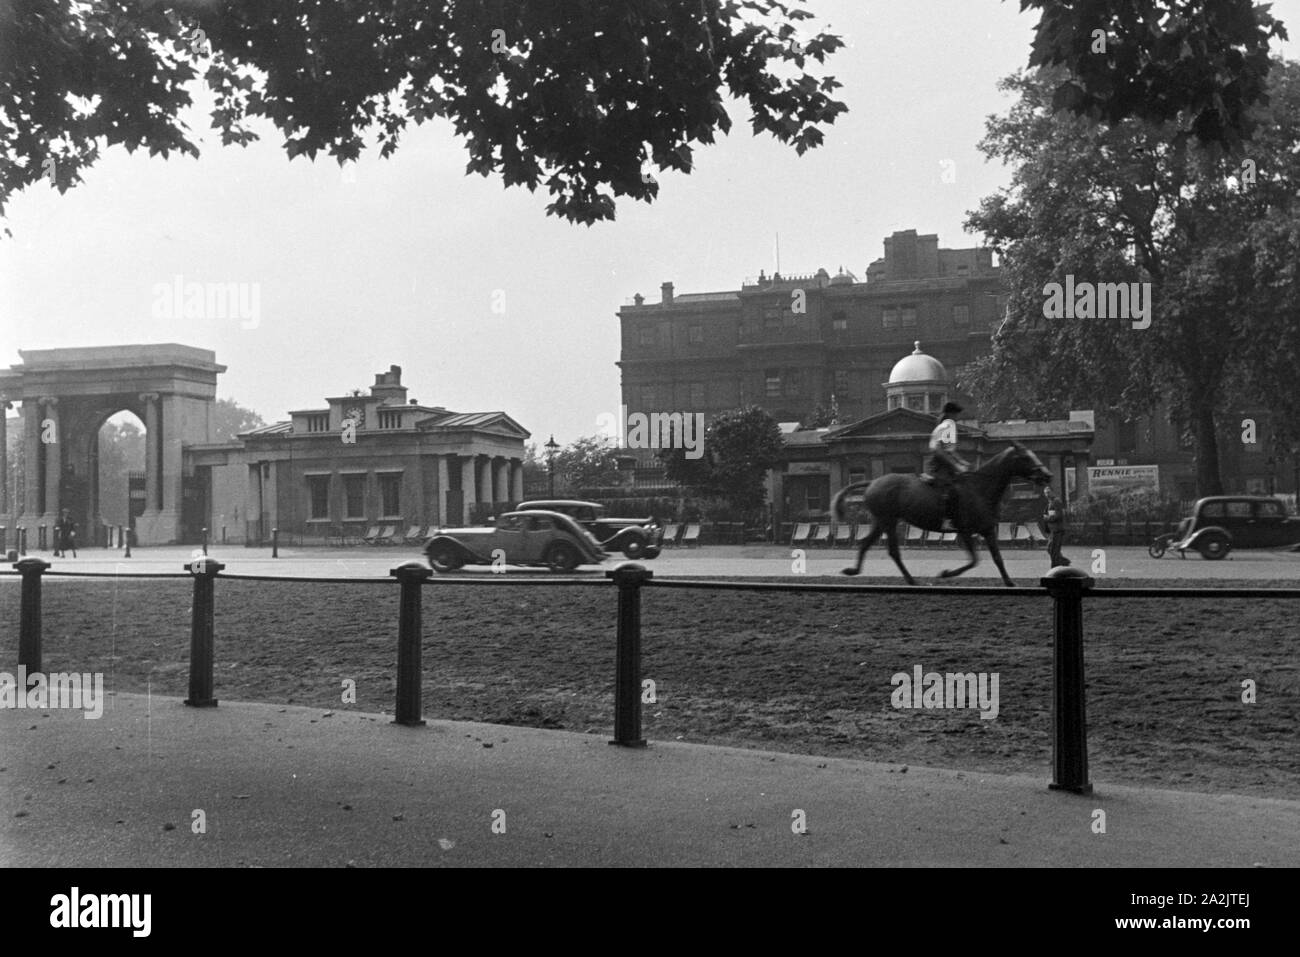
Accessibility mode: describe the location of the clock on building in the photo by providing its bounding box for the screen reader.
[344,405,364,428]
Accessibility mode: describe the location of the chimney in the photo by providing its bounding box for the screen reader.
[661,282,674,304]
[370,364,408,405]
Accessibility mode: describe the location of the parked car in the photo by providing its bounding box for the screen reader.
[515,500,665,559]
[1148,496,1300,560]
[424,510,607,573]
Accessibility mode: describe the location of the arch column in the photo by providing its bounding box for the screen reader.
[21,399,40,519]
[140,393,160,513]
[40,397,60,523]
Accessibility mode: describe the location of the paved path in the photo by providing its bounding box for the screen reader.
[6,543,1300,582]
[2,693,1297,867]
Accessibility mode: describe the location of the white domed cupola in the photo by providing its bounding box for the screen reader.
[884,342,950,414]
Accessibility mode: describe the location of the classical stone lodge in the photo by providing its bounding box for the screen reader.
[1,345,529,545]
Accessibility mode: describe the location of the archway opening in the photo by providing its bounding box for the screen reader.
[96,410,146,532]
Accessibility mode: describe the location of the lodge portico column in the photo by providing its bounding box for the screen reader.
[460,455,476,525]
[510,459,523,501]
[436,455,450,527]
[478,455,492,506]
[494,456,509,504]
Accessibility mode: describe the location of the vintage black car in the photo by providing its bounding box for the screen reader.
[424,510,607,573]
[515,500,664,559]
[1149,496,1300,560]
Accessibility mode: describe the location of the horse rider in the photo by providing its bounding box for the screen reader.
[921,401,970,520]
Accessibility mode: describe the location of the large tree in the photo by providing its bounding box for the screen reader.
[212,396,265,442]
[552,434,621,492]
[1,0,848,224]
[963,60,1300,495]
[660,405,783,517]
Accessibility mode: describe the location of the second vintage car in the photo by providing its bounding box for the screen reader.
[515,499,665,559]
[423,510,607,573]
[1149,495,1300,560]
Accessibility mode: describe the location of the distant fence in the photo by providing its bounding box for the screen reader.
[4,559,1299,794]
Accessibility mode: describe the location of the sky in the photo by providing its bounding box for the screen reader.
[5,0,1300,445]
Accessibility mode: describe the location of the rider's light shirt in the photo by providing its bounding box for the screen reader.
[929,418,958,452]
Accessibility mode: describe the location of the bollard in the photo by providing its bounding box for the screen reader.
[222,526,227,544]
[184,557,225,707]
[1042,566,1094,794]
[15,557,51,683]
[117,525,123,548]
[271,527,279,559]
[0,526,5,553]
[124,529,131,558]
[608,563,652,747]
[19,527,27,556]
[202,526,209,556]
[38,523,46,550]
[391,561,432,726]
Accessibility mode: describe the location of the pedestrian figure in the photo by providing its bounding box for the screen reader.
[52,513,63,557]
[1043,484,1070,568]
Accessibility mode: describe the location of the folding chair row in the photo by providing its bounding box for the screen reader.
[363,525,400,545]
[661,523,702,547]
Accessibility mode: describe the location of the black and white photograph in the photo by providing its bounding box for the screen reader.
[1,0,1296,926]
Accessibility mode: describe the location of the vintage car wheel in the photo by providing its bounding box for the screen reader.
[546,542,581,572]
[1147,540,1167,559]
[1197,533,1231,561]
[620,532,648,559]
[426,542,464,573]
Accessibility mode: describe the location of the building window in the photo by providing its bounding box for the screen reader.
[764,304,781,329]
[833,369,850,395]
[377,409,402,429]
[952,304,970,326]
[928,393,945,413]
[906,393,926,412]
[888,394,902,410]
[882,307,898,329]
[688,323,703,343]
[638,325,656,346]
[378,473,402,517]
[784,370,802,396]
[831,311,847,331]
[305,413,329,433]
[1116,418,1139,456]
[306,475,330,520]
[343,474,366,519]
[900,306,917,328]
[688,382,705,407]
[639,386,656,408]
[956,264,970,277]
[765,369,781,398]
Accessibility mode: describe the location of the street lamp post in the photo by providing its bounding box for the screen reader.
[546,435,559,498]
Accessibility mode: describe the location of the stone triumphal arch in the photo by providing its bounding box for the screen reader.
[0,344,225,545]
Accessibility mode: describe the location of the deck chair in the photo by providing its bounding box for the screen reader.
[362,525,383,545]
[996,522,1014,546]
[403,525,427,544]
[789,522,812,546]
[939,530,957,544]
[1027,524,1048,547]
[810,524,831,547]
[905,524,926,547]
[855,523,874,543]
[661,523,682,547]
[834,523,853,548]
[373,525,398,545]
[1011,524,1031,548]
[681,523,702,547]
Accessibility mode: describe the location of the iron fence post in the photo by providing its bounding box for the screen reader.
[15,557,50,682]
[184,557,224,707]
[1042,566,1094,794]
[391,561,431,726]
[608,563,652,747]
[272,527,279,559]
[202,526,208,556]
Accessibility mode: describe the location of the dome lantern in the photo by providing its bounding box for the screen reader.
[883,342,950,414]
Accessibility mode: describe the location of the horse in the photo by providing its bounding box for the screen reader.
[830,442,1052,587]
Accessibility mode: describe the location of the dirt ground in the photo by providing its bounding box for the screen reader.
[4,576,1297,799]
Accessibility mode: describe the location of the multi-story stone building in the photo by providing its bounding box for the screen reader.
[617,229,1004,436]
[616,228,1299,505]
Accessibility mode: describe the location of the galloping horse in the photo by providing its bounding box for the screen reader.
[831,442,1051,587]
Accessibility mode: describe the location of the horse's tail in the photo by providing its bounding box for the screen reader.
[831,481,870,522]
